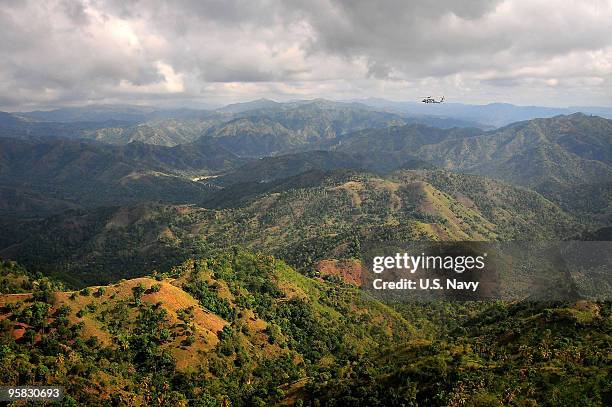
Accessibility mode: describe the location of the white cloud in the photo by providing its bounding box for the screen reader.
[0,0,611,110]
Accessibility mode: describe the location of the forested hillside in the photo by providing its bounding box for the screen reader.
[0,251,415,405]
[335,114,612,187]
[0,105,609,406]
[0,169,581,287]
[0,137,244,212]
[1,253,608,406]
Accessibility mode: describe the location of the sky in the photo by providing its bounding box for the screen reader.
[1,0,612,111]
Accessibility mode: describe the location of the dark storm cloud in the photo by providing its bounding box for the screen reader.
[0,0,611,110]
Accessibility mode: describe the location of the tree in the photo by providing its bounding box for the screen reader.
[132,283,146,305]
[148,283,161,294]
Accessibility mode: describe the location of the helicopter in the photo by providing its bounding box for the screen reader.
[421,96,444,104]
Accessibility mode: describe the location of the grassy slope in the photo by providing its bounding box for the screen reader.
[0,252,415,405]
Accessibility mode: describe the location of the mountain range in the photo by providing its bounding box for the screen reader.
[0,111,610,222]
[356,98,612,127]
[12,98,610,149]
[0,99,610,406]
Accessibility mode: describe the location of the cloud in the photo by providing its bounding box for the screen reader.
[0,0,611,110]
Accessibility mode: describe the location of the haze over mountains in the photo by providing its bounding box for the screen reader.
[5,99,612,148]
[356,98,612,127]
